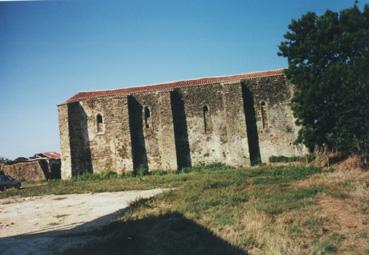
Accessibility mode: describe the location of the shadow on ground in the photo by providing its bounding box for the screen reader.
[1,209,246,255]
[65,212,246,255]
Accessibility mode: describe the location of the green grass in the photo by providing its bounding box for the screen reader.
[0,164,239,199]
[0,170,190,199]
[4,164,367,254]
[269,154,316,163]
[58,165,329,255]
[313,239,338,254]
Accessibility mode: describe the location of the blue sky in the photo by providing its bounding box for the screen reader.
[0,0,367,159]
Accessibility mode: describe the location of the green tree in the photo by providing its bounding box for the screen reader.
[0,157,10,164]
[278,4,369,163]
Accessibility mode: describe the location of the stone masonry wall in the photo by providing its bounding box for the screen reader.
[58,104,72,179]
[180,84,228,166]
[222,81,250,167]
[58,73,305,178]
[67,101,92,175]
[242,76,305,163]
[3,160,50,181]
[80,96,133,174]
[156,92,178,170]
[129,92,177,172]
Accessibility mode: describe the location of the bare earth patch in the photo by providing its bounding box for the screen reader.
[0,189,164,255]
[317,193,369,253]
[319,194,368,232]
[291,155,369,254]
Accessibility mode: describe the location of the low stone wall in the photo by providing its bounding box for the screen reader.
[3,159,60,181]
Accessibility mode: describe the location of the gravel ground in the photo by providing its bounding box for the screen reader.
[0,189,164,255]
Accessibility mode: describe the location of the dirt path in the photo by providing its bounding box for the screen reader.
[0,189,164,255]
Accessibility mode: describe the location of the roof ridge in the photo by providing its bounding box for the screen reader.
[74,68,285,94]
[59,68,285,105]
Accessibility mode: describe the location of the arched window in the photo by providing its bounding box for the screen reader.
[260,101,268,129]
[203,105,209,133]
[96,113,104,133]
[144,106,151,128]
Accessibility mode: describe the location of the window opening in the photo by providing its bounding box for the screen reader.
[144,107,151,128]
[96,114,104,132]
[203,105,209,133]
[260,101,268,129]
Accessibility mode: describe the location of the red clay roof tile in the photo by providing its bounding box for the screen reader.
[42,152,61,159]
[60,68,285,105]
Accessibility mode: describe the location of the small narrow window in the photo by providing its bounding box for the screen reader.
[96,113,104,133]
[144,106,151,128]
[260,101,268,129]
[203,105,209,133]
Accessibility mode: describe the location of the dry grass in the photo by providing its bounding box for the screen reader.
[291,155,369,254]
[4,162,367,254]
[0,171,191,199]
[66,165,340,255]
[54,214,69,219]
[124,162,367,254]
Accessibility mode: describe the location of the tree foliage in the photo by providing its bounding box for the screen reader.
[0,157,10,164]
[279,5,369,160]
